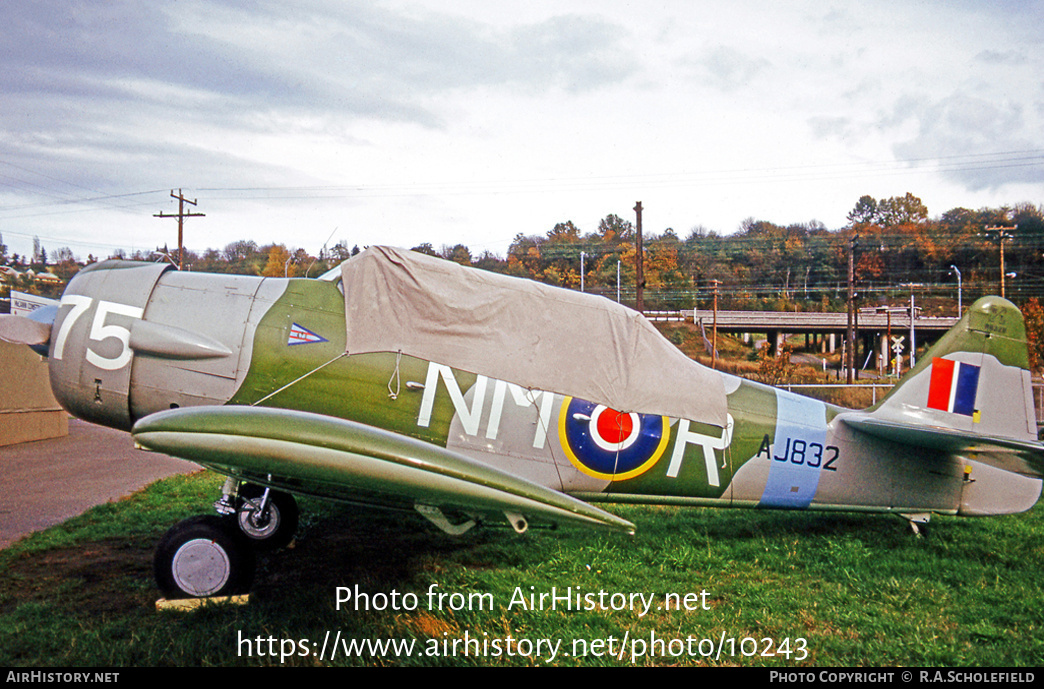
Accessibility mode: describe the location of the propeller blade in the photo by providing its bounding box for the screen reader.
[0,314,51,346]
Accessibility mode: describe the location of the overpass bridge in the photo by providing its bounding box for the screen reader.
[652,308,960,371]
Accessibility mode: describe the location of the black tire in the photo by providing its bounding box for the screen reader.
[154,515,255,599]
[236,484,299,550]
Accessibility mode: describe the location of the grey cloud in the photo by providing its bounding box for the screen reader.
[890,93,1044,189]
[974,50,1028,66]
[1,3,463,128]
[503,15,636,92]
[679,46,771,92]
[0,1,637,193]
[808,116,853,139]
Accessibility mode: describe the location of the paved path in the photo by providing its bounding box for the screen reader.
[0,418,199,549]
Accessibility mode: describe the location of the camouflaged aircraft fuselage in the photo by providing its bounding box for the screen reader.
[43,260,1042,527]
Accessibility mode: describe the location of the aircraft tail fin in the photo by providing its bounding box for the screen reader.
[866,296,1038,443]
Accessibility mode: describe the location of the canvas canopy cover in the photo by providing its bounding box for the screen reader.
[340,246,727,428]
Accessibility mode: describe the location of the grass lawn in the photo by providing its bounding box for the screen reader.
[2,470,1042,666]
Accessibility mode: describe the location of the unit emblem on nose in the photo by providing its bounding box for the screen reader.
[288,323,328,346]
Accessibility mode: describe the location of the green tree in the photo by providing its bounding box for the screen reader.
[441,244,472,266]
[223,240,262,273]
[847,195,878,226]
[411,243,438,256]
[877,192,928,227]
[329,240,354,262]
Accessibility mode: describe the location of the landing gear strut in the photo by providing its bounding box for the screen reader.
[234,483,299,550]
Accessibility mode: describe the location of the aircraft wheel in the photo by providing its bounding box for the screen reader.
[236,484,299,550]
[154,515,255,599]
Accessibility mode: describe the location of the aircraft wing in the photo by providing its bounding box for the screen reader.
[131,406,635,534]
[839,412,1044,478]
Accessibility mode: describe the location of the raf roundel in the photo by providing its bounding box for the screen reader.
[558,397,670,481]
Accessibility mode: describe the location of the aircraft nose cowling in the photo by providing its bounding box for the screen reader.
[48,261,172,431]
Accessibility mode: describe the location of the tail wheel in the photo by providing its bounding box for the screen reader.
[154,515,255,599]
[236,484,299,550]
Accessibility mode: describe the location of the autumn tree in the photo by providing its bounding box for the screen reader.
[261,244,294,277]
[597,214,633,244]
[1022,297,1044,370]
[506,233,543,279]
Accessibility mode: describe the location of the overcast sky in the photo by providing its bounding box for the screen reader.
[2,0,1042,263]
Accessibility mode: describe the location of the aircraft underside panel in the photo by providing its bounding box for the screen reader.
[131,406,635,534]
[959,458,1043,515]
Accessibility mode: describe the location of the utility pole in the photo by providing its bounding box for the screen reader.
[154,189,205,270]
[634,201,645,313]
[901,283,922,369]
[910,288,916,369]
[886,308,892,376]
[846,234,858,384]
[711,279,720,370]
[984,226,1013,298]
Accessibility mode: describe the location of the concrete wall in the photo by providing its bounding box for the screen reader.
[0,342,67,447]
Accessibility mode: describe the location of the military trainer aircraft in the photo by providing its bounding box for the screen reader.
[2,246,1042,599]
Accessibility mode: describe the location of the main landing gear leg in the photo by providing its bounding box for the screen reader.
[154,481,300,599]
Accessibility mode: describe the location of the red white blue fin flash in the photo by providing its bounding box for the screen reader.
[926,357,980,416]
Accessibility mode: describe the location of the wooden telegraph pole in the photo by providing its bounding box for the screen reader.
[984,226,1013,298]
[154,189,205,270]
[634,201,645,313]
[711,279,720,370]
[845,234,858,384]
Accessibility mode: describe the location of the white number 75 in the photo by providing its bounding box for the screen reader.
[53,296,143,371]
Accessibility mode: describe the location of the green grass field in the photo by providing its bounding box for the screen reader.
[2,470,1042,667]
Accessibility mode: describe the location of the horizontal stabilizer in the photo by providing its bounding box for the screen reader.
[132,406,635,534]
[839,413,1044,478]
